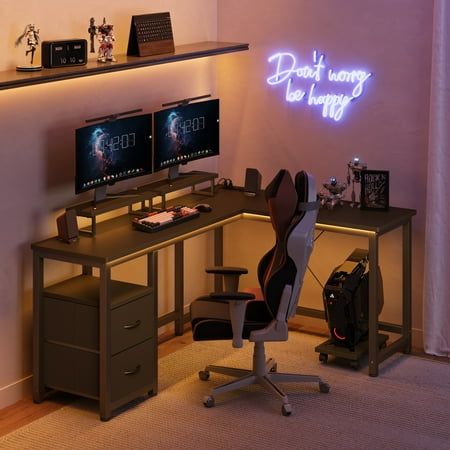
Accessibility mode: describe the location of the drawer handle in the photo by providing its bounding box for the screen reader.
[124,365,141,376]
[123,319,141,330]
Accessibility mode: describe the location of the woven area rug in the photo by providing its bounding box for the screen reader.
[1,332,449,450]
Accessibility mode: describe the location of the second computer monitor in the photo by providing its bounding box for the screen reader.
[153,98,219,178]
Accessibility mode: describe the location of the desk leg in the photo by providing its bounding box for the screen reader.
[82,265,93,276]
[148,252,158,394]
[403,220,412,353]
[174,242,184,335]
[148,251,158,309]
[368,233,380,377]
[33,253,45,403]
[99,265,112,421]
[214,227,224,292]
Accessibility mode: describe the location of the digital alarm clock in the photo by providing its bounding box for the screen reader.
[41,39,88,68]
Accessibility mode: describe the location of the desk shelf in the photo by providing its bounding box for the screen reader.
[0,41,249,91]
[71,171,217,235]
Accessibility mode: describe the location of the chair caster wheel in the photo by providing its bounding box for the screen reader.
[203,395,215,408]
[319,382,330,393]
[199,370,210,381]
[270,363,278,373]
[319,353,328,363]
[281,403,292,416]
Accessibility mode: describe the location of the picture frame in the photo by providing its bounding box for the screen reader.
[360,170,389,210]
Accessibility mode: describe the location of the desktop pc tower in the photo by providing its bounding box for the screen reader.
[322,248,384,350]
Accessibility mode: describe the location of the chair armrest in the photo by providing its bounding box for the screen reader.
[207,291,255,348]
[206,267,248,292]
[209,291,255,301]
[205,268,252,348]
[205,266,248,275]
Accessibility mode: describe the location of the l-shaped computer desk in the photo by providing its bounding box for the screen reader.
[31,184,416,420]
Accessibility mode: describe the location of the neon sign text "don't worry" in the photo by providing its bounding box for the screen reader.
[266,51,372,121]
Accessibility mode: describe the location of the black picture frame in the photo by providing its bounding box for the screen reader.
[360,170,389,210]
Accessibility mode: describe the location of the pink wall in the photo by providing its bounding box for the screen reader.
[217,0,432,344]
[0,0,435,409]
[0,0,218,409]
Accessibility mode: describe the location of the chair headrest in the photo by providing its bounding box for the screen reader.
[295,171,319,212]
[265,170,297,238]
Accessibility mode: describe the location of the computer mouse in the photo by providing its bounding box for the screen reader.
[194,203,212,213]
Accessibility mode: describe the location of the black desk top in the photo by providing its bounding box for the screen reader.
[32,188,416,265]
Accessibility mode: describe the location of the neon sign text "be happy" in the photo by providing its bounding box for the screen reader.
[266,51,372,121]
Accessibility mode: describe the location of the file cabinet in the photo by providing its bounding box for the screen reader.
[41,274,156,418]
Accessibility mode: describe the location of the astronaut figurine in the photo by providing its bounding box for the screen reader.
[15,24,42,71]
[97,18,117,63]
[319,177,347,209]
[347,157,367,207]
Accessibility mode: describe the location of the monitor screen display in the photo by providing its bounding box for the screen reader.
[75,114,152,194]
[153,98,219,172]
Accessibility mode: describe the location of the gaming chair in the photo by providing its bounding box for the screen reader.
[189,169,330,416]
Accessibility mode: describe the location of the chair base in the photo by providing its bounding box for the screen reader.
[199,341,330,416]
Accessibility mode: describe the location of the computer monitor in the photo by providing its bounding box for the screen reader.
[75,113,152,201]
[153,98,219,179]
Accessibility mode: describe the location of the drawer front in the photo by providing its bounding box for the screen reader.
[44,297,98,350]
[111,295,153,355]
[44,342,99,398]
[111,339,155,403]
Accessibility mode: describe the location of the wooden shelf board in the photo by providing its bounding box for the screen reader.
[0,41,249,90]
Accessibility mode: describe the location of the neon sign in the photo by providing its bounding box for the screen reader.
[267,51,372,121]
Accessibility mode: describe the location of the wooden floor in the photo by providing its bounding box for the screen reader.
[1,323,448,438]
[0,329,194,438]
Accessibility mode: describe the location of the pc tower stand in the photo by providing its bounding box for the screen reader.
[314,248,387,370]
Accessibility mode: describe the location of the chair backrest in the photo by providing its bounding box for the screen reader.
[257,169,318,321]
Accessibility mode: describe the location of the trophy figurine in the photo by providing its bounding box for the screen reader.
[347,157,367,208]
[88,17,97,54]
[15,24,42,71]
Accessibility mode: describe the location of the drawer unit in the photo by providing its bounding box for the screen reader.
[44,342,99,398]
[43,338,155,402]
[44,297,98,350]
[41,274,157,415]
[44,292,153,354]
[111,339,155,403]
[111,296,153,354]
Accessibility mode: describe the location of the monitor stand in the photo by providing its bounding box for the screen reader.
[93,185,141,204]
[167,164,183,182]
[168,164,191,183]
[168,165,180,182]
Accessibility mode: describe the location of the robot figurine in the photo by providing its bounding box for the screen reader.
[15,24,42,71]
[347,157,367,208]
[97,18,117,63]
[319,177,347,209]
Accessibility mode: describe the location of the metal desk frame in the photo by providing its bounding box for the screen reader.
[32,188,415,419]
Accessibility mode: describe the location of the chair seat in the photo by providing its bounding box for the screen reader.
[190,297,273,341]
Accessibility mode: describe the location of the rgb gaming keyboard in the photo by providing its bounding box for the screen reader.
[132,205,199,233]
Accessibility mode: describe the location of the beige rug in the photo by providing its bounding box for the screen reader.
[1,332,449,450]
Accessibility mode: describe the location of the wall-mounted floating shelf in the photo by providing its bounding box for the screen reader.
[0,41,249,91]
